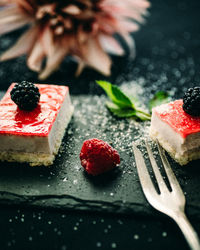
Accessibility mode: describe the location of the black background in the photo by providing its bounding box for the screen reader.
[0,0,200,249]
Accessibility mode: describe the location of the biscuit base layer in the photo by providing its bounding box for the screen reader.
[150,127,200,165]
[0,151,54,166]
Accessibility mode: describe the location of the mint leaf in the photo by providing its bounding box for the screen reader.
[149,91,171,112]
[96,80,151,121]
[106,102,136,118]
[96,80,133,109]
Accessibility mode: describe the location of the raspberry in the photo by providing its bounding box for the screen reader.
[183,87,200,116]
[80,138,120,176]
[10,81,40,111]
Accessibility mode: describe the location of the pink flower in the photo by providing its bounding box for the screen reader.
[0,0,150,79]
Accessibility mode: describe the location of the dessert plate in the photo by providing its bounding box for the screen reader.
[0,92,200,218]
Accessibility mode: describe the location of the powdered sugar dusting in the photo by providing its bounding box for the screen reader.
[64,77,178,168]
[154,102,173,113]
[70,82,150,161]
[71,76,177,154]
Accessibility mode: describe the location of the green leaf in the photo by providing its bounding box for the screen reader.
[106,102,151,120]
[106,102,136,118]
[96,80,134,109]
[149,91,171,112]
[96,80,151,121]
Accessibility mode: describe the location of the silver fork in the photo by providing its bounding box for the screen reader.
[132,140,200,250]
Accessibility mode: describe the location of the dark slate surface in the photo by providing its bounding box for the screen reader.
[0,91,200,219]
[0,0,200,221]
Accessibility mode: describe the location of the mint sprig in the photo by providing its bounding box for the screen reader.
[96,80,151,121]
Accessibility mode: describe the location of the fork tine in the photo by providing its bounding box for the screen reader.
[156,140,185,196]
[132,142,158,199]
[145,140,169,194]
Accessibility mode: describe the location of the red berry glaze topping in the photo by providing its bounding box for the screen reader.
[80,138,120,176]
[154,99,200,138]
[0,83,69,136]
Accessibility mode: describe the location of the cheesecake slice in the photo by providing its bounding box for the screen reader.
[150,100,200,165]
[0,83,74,166]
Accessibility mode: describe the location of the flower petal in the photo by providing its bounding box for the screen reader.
[36,3,56,19]
[97,15,118,34]
[99,34,124,56]
[27,40,45,72]
[102,0,150,24]
[0,0,13,6]
[0,6,32,35]
[39,38,70,80]
[39,50,66,80]
[16,0,35,14]
[124,0,151,12]
[38,27,74,79]
[0,25,38,61]
[40,26,55,57]
[103,5,145,23]
[104,0,150,12]
[117,19,139,33]
[0,5,18,19]
[80,37,111,76]
[75,59,85,77]
[62,5,81,15]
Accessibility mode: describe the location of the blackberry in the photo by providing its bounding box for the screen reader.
[183,87,200,116]
[10,81,40,111]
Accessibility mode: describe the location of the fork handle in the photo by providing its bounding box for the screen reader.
[172,212,200,250]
